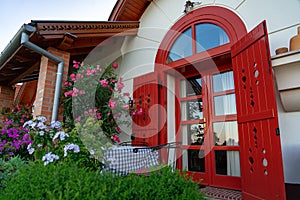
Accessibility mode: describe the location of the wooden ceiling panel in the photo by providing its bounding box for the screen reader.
[109,0,152,21]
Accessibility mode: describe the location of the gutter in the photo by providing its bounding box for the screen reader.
[0,24,64,122]
[0,24,35,69]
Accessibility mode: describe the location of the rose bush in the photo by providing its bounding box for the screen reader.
[62,61,132,144]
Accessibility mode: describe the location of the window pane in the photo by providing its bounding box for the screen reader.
[214,94,236,116]
[215,150,240,176]
[213,121,239,146]
[213,71,234,92]
[181,149,205,172]
[181,99,203,120]
[181,124,205,145]
[180,77,202,97]
[196,23,230,53]
[167,28,192,63]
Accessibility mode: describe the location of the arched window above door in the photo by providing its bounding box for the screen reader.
[157,6,247,67]
[168,28,192,63]
[196,23,229,53]
[167,23,230,63]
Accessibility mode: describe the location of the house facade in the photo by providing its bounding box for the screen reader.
[1,0,300,199]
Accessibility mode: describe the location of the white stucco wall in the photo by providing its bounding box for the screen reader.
[117,0,300,184]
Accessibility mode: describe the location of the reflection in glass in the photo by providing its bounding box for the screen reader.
[213,71,234,92]
[181,99,203,120]
[214,94,236,116]
[213,121,238,146]
[180,77,202,97]
[186,149,205,172]
[167,28,192,63]
[215,150,240,176]
[196,23,230,53]
[181,124,204,145]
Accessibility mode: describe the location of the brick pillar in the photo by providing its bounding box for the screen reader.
[0,85,15,112]
[33,47,70,122]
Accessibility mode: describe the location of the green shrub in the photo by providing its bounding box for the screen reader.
[1,162,204,200]
[0,156,27,190]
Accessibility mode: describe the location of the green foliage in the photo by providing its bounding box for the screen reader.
[0,162,204,200]
[61,61,131,144]
[0,156,27,190]
[24,116,103,170]
[73,117,113,161]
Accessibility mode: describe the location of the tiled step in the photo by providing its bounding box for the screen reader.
[201,186,242,200]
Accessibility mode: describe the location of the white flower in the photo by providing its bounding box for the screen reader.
[27,143,35,155]
[64,144,80,157]
[30,122,37,129]
[89,149,95,155]
[39,131,44,136]
[36,116,47,123]
[53,131,69,141]
[50,121,61,129]
[23,120,33,128]
[37,144,42,147]
[42,152,59,166]
[37,122,47,130]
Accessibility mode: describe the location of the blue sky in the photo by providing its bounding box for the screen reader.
[0,0,118,52]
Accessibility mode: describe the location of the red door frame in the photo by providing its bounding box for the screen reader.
[155,6,247,148]
[154,6,247,189]
[151,5,286,199]
[172,60,241,190]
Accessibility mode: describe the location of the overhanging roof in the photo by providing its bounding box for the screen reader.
[109,0,152,21]
[0,20,139,85]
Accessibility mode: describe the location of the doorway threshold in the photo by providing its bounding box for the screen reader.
[201,186,242,200]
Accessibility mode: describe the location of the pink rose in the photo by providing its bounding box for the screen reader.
[112,62,118,69]
[99,79,109,87]
[108,100,117,109]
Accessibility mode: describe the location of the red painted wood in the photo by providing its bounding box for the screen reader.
[155,6,247,66]
[132,72,160,147]
[231,21,286,200]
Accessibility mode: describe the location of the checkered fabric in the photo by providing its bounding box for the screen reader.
[102,146,159,175]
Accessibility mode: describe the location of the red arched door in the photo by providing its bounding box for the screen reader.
[131,6,286,199]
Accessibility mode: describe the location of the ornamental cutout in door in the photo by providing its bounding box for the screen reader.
[132,72,161,147]
[231,21,286,199]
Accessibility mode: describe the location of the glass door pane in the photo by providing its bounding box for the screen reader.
[181,124,205,145]
[212,70,241,178]
[182,149,205,172]
[180,77,202,97]
[213,121,239,146]
[215,150,240,177]
[181,99,203,120]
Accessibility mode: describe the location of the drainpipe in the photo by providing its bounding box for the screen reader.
[20,27,64,122]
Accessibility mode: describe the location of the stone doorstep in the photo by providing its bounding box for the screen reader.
[201,186,242,200]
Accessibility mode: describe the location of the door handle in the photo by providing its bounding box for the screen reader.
[203,117,207,131]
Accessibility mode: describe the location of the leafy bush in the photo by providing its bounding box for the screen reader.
[62,61,132,144]
[0,156,27,190]
[23,116,102,170]
[0,162,204,200]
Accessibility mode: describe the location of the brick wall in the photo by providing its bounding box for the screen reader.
[33,47,70,122]
[0,85,15,112]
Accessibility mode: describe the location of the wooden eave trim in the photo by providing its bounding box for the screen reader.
[109,0,127,21]
[35,21,139,39]
[109,0,152,21]
[41,30,138,40]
